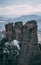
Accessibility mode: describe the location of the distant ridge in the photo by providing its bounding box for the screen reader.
[0,14,41,30]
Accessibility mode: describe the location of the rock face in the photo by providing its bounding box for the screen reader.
[5,23,13,42]
[5,23,13,31]
[17,20,41,65]
[14,22,23,42]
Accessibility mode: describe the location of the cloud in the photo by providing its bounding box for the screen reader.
[0,4,41,17]
[38,34,41,41]
[0,21,6,23]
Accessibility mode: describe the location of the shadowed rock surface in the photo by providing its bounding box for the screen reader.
[17,20,41,65]
[14,22,23,42]
[5,23,13,42]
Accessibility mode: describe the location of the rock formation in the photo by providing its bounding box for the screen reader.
[5,23,13,42]
[1,20,41,65]
[14,22,23,42]
[17,20,41,65]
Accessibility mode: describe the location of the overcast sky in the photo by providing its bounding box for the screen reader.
[0,0,41,17]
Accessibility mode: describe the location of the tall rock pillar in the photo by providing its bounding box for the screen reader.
[14,22,23,42]
[17,20,38,65]
[5,23,13,42]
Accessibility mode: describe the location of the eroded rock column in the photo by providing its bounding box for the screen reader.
[5,23,13,42]
[17,20,38,65]
[14,22,23,42]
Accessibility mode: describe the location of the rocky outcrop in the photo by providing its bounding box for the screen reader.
[5,23,13,31]
[17,20,41,65]
[14,22,23,42]
[5,23,13,42]
[4,20,41,65]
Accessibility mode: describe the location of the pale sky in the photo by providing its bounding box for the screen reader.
[0,0,41,17]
